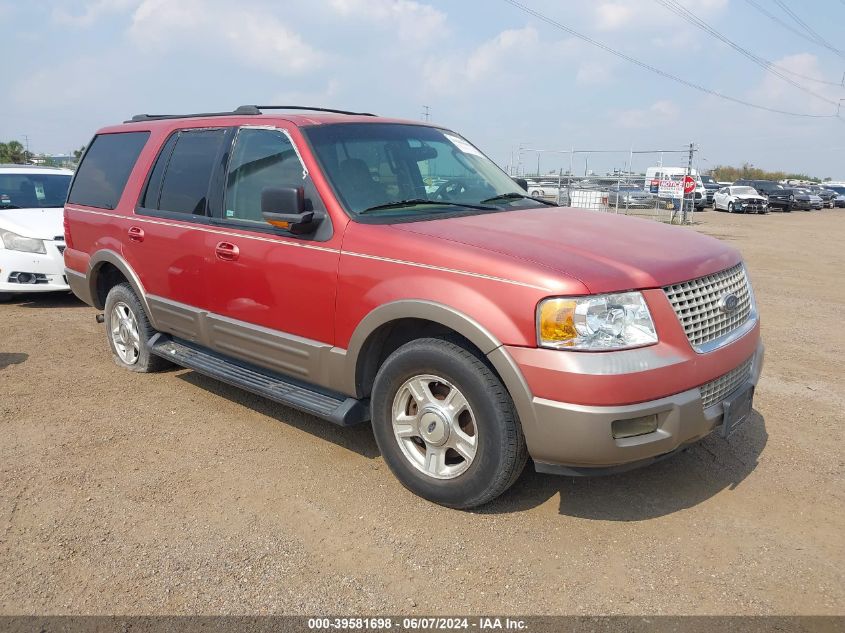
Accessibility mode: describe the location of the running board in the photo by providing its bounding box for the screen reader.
[148,334,368,426]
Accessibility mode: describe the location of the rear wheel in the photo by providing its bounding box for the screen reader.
[104,283,170,373]
[371,338,527,509]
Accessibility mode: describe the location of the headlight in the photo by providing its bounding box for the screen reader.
[537,292,658,351]
[0,230,46,254]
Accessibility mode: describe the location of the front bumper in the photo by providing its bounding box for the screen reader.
[516,339,764,474]
[0,241,69,293]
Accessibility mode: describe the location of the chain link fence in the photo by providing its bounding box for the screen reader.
[512,146,703,224]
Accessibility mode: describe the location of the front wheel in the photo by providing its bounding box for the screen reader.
[728,202,734,213]
[371,338,527,509]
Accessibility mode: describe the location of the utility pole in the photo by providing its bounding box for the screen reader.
[421,105,430,122]
[23,135,31,162]
[683,142,695,225]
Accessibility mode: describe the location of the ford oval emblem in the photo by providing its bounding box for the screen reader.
[719,293,740,313]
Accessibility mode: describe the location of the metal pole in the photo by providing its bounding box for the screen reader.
[683,142,694,224]
[537,152,541,178]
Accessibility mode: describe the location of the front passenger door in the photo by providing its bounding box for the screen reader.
[206,126,340,382]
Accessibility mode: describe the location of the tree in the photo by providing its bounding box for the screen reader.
[0,140,31,164]
[710,162,819,183]
[73,145,86,162]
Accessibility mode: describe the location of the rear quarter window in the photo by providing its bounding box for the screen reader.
[67,132,150,209]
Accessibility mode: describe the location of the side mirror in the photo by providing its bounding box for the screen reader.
[261,187,321,235]
[513,177,528,191]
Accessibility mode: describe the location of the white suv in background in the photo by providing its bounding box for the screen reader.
[0,165,73,301]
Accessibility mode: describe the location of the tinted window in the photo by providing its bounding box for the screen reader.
[68,132,150,209]
[224,128,307,223]
[155,129,227,215]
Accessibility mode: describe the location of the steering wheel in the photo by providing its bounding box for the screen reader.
[432,178,471,201]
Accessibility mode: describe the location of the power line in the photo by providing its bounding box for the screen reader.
[772,0,844,58]
[653,0,839,105]
[744,0,844,60]
[502,0,840,119]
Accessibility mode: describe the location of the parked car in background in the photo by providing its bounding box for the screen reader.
[700,174,721,207]
[63,105,763,508]
[525,180,570,206]
[807,185,837,208]
[606,184,654,209]
[0,165,73,301]
[734,180,796,211]
[713,186,769,214]
[792,187,823,210]
[824,185,845,207]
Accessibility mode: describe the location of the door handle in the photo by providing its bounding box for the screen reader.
[215,241,239,261]
[128,226,144,243]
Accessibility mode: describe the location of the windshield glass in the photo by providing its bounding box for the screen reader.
[303,123,541,219]
[701,175,715,184]
[0,173,72,209]
[732,186,757,195]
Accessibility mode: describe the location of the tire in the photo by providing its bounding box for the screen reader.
[103,282,170,373]
[531,190,543,198]
[371,337,527,509]
[728,202,734,213]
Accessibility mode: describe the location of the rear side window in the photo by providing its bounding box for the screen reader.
[142,129,227,216]
[68,132,150,209]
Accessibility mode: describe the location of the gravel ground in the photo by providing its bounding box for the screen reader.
[1,209,843,616]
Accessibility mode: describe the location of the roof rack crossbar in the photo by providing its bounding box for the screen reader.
[245,105,377,116]
[126,105,376,123]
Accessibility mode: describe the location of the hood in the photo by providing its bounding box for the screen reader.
[0,207,64,240]
[395,207,740,294]
[734,194,767,202]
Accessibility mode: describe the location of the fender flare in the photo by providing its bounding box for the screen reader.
[338,300,539,438]
[87,250,157,327]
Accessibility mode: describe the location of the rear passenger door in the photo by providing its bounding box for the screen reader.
[133,127,232,341]
[204,125,340,379]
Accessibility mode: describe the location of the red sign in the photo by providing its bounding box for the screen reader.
[683,175,696,194]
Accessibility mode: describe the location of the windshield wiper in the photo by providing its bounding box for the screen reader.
[359,198,495,214]
[0,204,23,209]
[480,192,556,206]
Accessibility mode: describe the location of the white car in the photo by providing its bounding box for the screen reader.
[0,165,73,301]
[713,185,769,214]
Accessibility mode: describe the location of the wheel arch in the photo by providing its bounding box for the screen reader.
[87,250,156,325]
[339,300,538,438]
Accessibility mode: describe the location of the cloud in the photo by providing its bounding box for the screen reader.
[52,0,141,26]
[328,0,447,44]
[129,0,325,75]
[593,0,728,42]
[576,61,615,85]
[754,53,840,116]
[616,100,680,128]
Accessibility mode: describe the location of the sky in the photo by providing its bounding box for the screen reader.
[1,0,844,178]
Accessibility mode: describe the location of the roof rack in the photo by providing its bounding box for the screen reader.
[126,105,376,123]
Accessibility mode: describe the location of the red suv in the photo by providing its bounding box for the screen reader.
[64,106,764,508]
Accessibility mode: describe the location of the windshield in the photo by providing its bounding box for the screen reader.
[303,123,542,219]
[828,186,845,195]
[732,186,757,195]
[701,176,716,184]
[0,173,72,209]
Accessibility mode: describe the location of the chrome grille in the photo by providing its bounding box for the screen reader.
[664,263,752,351]
[700,357,753,409]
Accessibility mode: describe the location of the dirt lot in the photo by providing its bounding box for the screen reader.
[1,209,843,616]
